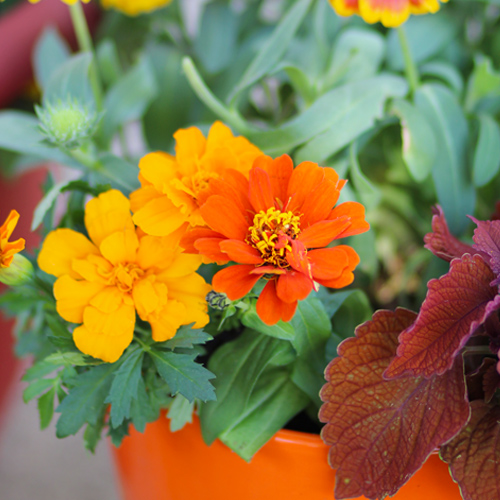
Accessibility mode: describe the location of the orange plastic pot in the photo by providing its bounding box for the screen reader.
[112,414,462,500]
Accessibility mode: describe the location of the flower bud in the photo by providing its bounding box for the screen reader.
[36,99,99,150]
[206,290,231,310]
[0,253,34,286]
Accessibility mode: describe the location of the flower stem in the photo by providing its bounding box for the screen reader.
[182,57,256,136]
[68,1,104,111]
[397,25,419,95]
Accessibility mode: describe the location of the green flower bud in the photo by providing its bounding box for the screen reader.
[0,253,34,286]
[36,99,99,150]
[206,290,231,310]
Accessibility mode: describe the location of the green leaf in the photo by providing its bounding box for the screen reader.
[23,378,55,403]
[420,61,464,95]
[250,75,407,158]
[22,360,60,382]
[92,153,140,193]
[83,407,107,453]
[55,363,116,437]
[241,308,296,341]
[465,56,500,113]
[38,386,56,430]
[219,369,309,461]
[330,289,373,340]
[349,141,381,210]
[107,349,144,427]
[129,378,158,433]
[281,64,315,105]
[31,180,69,231]
[414,84,475,235]
[473,113,500,187]
[150,350,216,403]
[44,352,98,366]
[160,325,212,350]
[100,54,158,144]
[391,98,436,182]
[167,394,194,432]
[43,52,95,109]
[194,2,239,74]
[229,0,313,103]
[96,38,122,87]
[200,331,294,444]
[33,27,70,91]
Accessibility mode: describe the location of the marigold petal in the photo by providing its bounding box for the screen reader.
[129,185,163,214]
[132,196,187,237]
[138,152,176,191]
[256,280,297,325]
[136,234,176,270]
[53,275,105,324]
[174,126,207,176]
[89,286,124,314]
[298,218,351,248]
[38,228,99,279]
[212,265,261,300]
[193,238,229,264]
[1,209,20,242]
[72,256,110,284]
[0,210,25,268]
[85,190,135,248]
[156,253,204,280]
[149,300,188,342]
[219,239,264,264]
[328,201,370,238]
[249,167,275,213]
[276,270,313,303]
[99,230,139,266]
[200,195,249,240]
[132,278,164,319]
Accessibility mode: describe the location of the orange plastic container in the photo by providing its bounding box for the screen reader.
[112,414,462,500]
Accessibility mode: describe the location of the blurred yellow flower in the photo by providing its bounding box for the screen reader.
[328,0,447,27]
[130,121,263,238]
[0,210,25,269]
[38,190,210,363]
[100,0,172,16]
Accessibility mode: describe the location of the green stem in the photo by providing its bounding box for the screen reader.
[182,57,255,136]
[68,1,104,110]
[397,25,419,95]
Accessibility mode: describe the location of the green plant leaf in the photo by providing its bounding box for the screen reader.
[420,61,464,95]
[391,98,436,182]
[38,386,56,430]
[92,153,140,193]
[473,113,500,187]
[55,363,116,437]
[241,308,296,341]
[31,180,70,231]
[167,394,194,432]
[465,56,500,113]
[219,369,309,461]
[414,83,475,235]
[23,378,55,403]
[107,349,144,427]
[96,38,122,88]
[160,325,212,350]
[200,331,294,444]
[229,0,313,103]
[33,27,71,91]
[150,350,216,403]
[250,75,407,158]
[130,378,159,433]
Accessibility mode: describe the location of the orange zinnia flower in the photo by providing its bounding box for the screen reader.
[38,189,210,363]
[130,121,263,238]
[328,0,447,27]
[0,210,25,269]
[184,155,369,326]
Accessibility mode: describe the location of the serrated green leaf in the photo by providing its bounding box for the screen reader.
[229,0,313,103]
[33,28,71,91]
[83,408,106,453]
[55,363,116,437]
[23,378,55,403]
[150,350,215,403]
[107,349,144,427]
[391,98,436,182]
[22,360,60,382]
[167,394,194,432]
[219,369,309,461]
[44,352,97,366]
[160,325,212,350]
[130,378,159,433]
[473,113,500,187]
[241,308,295,341]
[44,314,72,339]
[38,386,56,430]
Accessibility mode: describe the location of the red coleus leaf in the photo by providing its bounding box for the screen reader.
[472,218,500,286]
[424,206,476,262]
[319,309,470,500]
[385,254,500,379]
[440,401,500,500]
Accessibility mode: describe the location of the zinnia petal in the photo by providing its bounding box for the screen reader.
[298,218,351,248]
[200,195,249,240]
[219,239,264,264]
[212,265,261,300]
[276,270,313,303]
[194,238,230,264]
[256,280,297,326]
[286,161,325,213]
[328,201,370,238]
[308,247,350,280]
[315,246,360,289]
[263,155,294,207]
[249,167,275,213]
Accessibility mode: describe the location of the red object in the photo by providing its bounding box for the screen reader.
[0,0,101,108]
[112,414,462,500]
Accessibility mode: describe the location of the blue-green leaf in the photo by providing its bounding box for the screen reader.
[465,56,500,113]
[31,180,71,231]
[92,153,140,193]
[473,113,500,187]
[420,61,464,95]
[241,308,296,341]
[167,394,194,432]
[38,386,56,430]
[349,141,382,210]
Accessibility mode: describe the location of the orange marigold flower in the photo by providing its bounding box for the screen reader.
[38,189,210,363]
[328,0,447,27]
[130,121,263,238]
[184,155,370,326]
[0,210,25,269]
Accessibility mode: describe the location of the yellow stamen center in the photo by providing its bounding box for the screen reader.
[247,208,301,268]
[100,263,145,293]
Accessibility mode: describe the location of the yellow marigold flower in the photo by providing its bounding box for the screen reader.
[130,121,263,237]
[328,0,448,27]
[38,190,210,363]
[0,210,25,269]
[19,0,91,4]
[100,0,172,16]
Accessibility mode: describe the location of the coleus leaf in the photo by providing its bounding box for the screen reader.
[471,218,500,286]
[319,309,470,500]
[440,401,500,500]
[385,254,500,378]
[424,205,475,262]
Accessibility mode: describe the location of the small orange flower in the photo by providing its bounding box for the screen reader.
[38,190,210,363]
[130,121,263,238]
[328,0,447,27]
[184,155,369,326]
[0,210,25,269]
